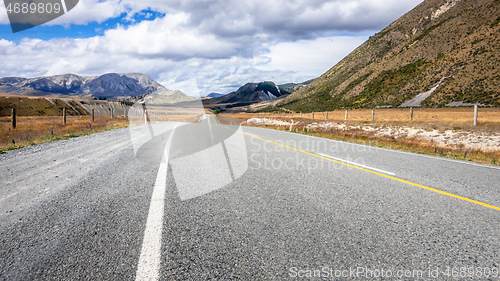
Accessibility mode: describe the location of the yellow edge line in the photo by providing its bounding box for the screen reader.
[224,126,500,212]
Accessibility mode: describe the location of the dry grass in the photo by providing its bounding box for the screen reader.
[214,114,244,125]
[0,115,128,153]
[253,107,500,124]
[224,107,500,134]
[218,107,500,166]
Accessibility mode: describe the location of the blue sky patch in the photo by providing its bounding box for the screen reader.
[0,9,165,42]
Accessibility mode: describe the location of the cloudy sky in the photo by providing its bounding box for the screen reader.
[0,0,423,96]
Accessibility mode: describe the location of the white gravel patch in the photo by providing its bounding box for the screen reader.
[243,118,291,127]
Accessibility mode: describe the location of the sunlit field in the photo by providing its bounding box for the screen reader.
[245,107,500,125]
[0,115,128,153]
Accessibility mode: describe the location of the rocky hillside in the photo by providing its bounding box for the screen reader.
[0,95,130,117]
[0,73,165,100]
[279,0,500,111]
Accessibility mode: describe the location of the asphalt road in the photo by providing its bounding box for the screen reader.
[1,115,499,280]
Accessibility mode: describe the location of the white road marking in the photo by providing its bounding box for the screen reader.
[319,153,396,176]
[135,124,178,281]
[208,115,215,144]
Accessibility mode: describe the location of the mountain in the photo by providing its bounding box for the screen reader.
[206,93,225,98]
[211,81,290,106]
[279,0,500,111]
[202,81,309,111]
[143,89,198,104]
[0,77,27,86]
[79,73,164,99]
[0,73,165,99]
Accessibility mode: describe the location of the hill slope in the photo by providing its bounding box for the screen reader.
[279,0,500,111]
[143,89,197,104]
[0,95,130,117]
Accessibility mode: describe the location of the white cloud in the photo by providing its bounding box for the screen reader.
[46,0,125,26]
[257,36,368,79]
[0,0,424,95]
[2,0,423,35]
[166,78,202,97]
[102,13,239,60]
[0,3,8,25]
[120,0,424,36]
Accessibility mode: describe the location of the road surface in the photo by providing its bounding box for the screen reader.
[1,115,499,280]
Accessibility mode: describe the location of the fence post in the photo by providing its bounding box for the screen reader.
[300,112,302,118]
[326,111,328,120]
[11,108,16,129]
[91,109,95,122]
[63,108,67,125]
[410,107,414,121]
[474,105,478,126]
[345,110,348,121]
[111,108,114,119]
[312,112,315,119]
[372,110,375,122]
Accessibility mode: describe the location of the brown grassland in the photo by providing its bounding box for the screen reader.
[0,115,128,153]
[0,110,203,153]
[217,107,500,166]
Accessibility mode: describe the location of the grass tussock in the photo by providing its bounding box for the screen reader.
[0,115,128,153]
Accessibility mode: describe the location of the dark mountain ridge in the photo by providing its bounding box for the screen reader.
[203,81,296,110]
